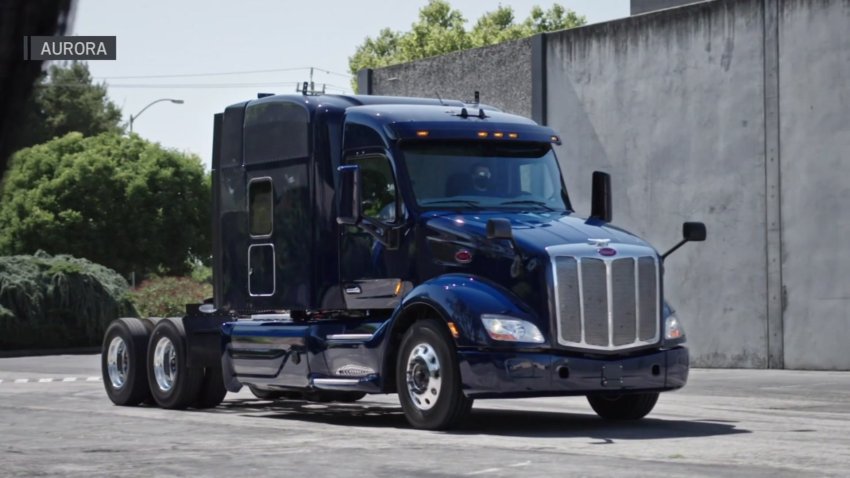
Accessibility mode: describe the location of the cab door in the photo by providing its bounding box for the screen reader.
[339,153,408,309]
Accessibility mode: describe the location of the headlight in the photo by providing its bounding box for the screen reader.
[481,314,544,344]
[664,314,685,341]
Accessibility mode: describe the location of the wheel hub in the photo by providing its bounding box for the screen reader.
[153,337,178,392]
[405,343,442,411]
[107,337,129,389]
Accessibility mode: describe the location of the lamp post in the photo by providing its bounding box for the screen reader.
[129,98,184,133]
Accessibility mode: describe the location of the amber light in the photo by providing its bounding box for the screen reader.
[477,131,489,138]
[508,133,519,139]
[447,322,461,338]
[493,132,504,138]
[416,130,429,137]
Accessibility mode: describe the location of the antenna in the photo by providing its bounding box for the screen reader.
[435,91,446,106]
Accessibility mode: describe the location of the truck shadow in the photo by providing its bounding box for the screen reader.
[215,398,748,439]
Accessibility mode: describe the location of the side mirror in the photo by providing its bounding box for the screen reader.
[590,171,612,223]
[337,165,362,225]
[662,221,708,260]
[683,221,706,242]
[486,218,513,240]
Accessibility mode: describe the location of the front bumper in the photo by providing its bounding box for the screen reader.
[458,346,688,398]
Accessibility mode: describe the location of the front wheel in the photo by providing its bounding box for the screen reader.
[396,320,472,430]
[587,392,659,420]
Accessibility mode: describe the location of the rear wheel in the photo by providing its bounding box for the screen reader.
[101,318,151,406]
[146,318,203,409]
[587,392,659,420]
[193,364,227,409]
[396,320,472,430]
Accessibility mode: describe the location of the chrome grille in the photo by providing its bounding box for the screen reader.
[548,243,660,351]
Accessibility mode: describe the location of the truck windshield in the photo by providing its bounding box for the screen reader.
[401,141,569,211]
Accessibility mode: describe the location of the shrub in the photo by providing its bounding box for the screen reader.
[130,276,212,318]
[0,252,136,350]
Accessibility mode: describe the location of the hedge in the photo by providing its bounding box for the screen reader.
[0,252,136,350]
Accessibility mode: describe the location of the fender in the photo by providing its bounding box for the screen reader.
[378,273,539,391]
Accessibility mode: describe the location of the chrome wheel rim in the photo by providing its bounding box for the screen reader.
[405,342,442,411]
[107,337,129,389]
[153,337,178,392]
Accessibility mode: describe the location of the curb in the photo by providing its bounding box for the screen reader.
[0,347,101,358]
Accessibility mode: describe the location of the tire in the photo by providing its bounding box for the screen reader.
[587,392,660,420]
[248,385,301,401]
[396,319,472,430]
[101,318,152,406]
[146,318,204,409]
[193,364,228,409]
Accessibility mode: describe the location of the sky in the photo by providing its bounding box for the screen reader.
[72,0,629,167]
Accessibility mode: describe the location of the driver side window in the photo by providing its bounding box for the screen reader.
[350,155,397,223]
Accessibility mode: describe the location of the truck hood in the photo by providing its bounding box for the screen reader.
[423,210,655,255]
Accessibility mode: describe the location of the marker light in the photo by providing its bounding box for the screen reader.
[493,132,504,138]
[394,280,403,296]
[416,130,429,137]
[550,135,560,142]
[477,131,488,138]
[481,315,544,344]
[664,314,685,340]
[508,133,518,139]
[447,322,461,338]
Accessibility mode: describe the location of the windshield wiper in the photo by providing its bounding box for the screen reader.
[421,199,481,207]
[498,200,556,211]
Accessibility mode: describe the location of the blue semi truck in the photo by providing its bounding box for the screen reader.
[101,92,705,430]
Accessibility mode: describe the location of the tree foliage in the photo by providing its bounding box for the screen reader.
[0,132,210,277]
[18,62,123,151]
[130,276,212,318]
[349,1,586,90]
[0,252,136,350]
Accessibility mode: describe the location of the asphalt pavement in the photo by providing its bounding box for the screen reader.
[1,354,849,477]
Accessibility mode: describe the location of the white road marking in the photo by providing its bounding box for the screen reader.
[86,377,101,382]
[0,376,101,384]
[38,378,54,383]
[466,468,502,475]
[14,378,28,384]
[62,377,77,382]
[508,461,531,467]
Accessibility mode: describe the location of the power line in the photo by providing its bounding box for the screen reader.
[35,81,353,92]
[91,66,352,80]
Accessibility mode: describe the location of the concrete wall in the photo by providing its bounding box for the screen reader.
[631,0,707,15]
[371,37,534,119]
[368,0,850,369]
[545,0,769,368]
[778,0,850,369]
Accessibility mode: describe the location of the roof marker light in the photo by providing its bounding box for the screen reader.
[493,132,504,138]
[508,133,519,139]
[477,131,488,138]
[416,130,429,137]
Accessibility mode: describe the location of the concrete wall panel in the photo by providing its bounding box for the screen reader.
[778,0,850,369]
[371,38,533,118]
[545,1,769,367]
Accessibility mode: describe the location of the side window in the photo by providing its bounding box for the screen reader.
[249,178,273,237]
[351,155,397,223]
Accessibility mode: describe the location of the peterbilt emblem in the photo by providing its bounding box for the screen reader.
[588,238,611,247]
[598,247,617,257]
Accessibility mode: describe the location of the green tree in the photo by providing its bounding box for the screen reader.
[0,132,210,277]
[349,1,586,91]
[18,62,123,150]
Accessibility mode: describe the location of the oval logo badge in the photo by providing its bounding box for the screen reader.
[454,249,473,264]
[598,247,617,257]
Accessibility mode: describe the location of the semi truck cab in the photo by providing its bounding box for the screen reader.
[101,93,706,430]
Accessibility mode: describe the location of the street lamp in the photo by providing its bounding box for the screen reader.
[129,98,184,133]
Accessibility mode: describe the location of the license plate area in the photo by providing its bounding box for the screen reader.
[601,363,624,387]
